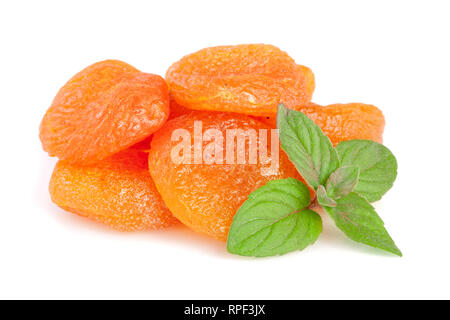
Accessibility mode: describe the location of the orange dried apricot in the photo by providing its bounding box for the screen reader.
[256,103,385,146]
[148,111,306,241]
[40,60,170,164]
[166,44,314,117]
[49,148,178,231]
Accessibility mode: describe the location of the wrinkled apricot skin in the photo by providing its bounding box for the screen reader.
[40,60,170,164]
[166,44,315,117]
[148,111,306,241]
[49,148,178,231]
[257,103,385,146]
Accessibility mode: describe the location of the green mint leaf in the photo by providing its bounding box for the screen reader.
[336,140,397,202]
[326,165,360,199]
[227,178,322,257]
[277,104,339,189]
[317,185,337,207]
[324,192,402,256]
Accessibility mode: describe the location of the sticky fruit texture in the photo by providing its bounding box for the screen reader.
[40,60,170,164]
[49,148,178,231]
[148,111,308,241]
[166,44,315,117]
[257,103,385,146]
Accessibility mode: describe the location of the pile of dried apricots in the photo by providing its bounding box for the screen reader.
[40,44,385,243]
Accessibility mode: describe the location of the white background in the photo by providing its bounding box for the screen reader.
[1,0,449,299]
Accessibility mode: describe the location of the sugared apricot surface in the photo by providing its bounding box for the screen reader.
[49,148,178,231]
[40,60,170,164]
[166,44,314,117]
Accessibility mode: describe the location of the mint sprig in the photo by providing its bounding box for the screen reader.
[336,140,397,202]
[326,165,359,199]
[323,192,402,256]
[227,104,401,257]
[277,104,339,189]
[316,185,337,208]
[227,178,322,257]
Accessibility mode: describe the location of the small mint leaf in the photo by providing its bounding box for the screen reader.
[324,192,402,256]
[277,104,339,190]
[227,178,322,257]
[317,185,337,207]
[326,165,360,199]
[336,140,397,202]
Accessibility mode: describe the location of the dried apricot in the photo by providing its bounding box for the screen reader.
[49,148,178,231]
[148,111,305,241]
[40,60,170,164]
[166,44,314,117]
[256,103,385,146]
